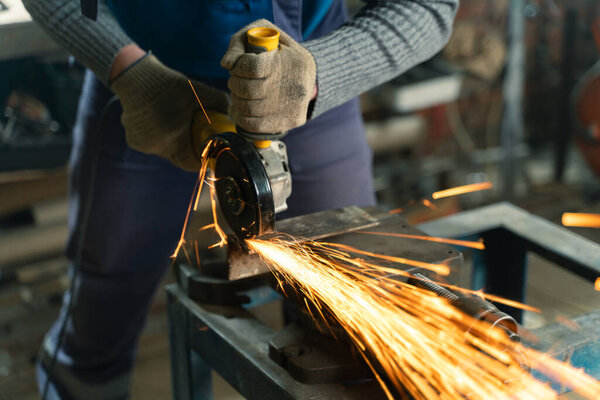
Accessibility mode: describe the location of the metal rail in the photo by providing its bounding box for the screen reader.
[419,202,600,320]
[167,285,386,400]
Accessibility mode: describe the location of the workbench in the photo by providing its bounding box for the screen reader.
[167,203,600,399]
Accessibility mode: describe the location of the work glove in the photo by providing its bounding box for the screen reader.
[221,19,317,134]
[110,54,229,171]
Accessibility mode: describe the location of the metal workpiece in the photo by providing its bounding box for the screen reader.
[257,140,292,214]
[408,273,520,342]
[273,206,381,241]
[225,206,381,280]
[181,205,463,284]
[450,295,520,342]
[407,273,460,302]
[223,206,463,283]
[226,243,270,281]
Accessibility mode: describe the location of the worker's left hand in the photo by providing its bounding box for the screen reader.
[221,19,317,134]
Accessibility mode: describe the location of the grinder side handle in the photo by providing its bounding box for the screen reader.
[192,26,282,151]
[237,27,285,148]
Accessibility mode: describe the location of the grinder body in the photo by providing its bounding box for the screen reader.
[195,27,291,239]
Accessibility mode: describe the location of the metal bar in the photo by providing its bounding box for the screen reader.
[167,284,386,400]
[501,0,526,199]
[554,7,578,181]
[481,229,528,322]
[418,202,600,280]
[223,207,462,283]
[167,288,194,400]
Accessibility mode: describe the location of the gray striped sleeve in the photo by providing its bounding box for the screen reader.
[304,0,459,118]
[21,0,133,85]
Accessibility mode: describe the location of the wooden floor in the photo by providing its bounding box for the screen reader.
[1,182,599,399]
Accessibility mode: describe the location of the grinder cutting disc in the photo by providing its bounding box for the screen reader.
[207,132,275,239]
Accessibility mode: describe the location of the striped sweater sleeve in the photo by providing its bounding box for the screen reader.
[21,0,133,85]
[303,0,459,118]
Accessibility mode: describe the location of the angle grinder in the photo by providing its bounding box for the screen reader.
[194,27,292,239]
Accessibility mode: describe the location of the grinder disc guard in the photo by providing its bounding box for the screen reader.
[206,132,275,238]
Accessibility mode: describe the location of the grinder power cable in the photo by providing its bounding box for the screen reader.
[197,27,292,239]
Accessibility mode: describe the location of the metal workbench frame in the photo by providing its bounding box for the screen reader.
[419,202,600,320]
[168,203,600,399]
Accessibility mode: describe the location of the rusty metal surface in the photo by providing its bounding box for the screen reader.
[226,206,382,280]
[271,206,381,241]
[226,206,463,283]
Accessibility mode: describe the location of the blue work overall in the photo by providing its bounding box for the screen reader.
[37,1,375,399]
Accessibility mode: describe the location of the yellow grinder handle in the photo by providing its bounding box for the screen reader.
[245,27,280,149]
[246,27,280,52]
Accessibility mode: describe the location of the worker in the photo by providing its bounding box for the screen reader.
[22,0,458,398]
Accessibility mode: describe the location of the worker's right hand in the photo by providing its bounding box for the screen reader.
[110,54,229,171]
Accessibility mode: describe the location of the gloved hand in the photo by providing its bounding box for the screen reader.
[221,19,317,134]
[110,54,229,171]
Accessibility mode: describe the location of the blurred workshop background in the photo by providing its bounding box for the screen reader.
[1,0,600,399]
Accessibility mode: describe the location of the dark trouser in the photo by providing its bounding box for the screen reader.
[37,70,375,399]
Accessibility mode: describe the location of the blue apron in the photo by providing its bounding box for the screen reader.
[38,2,375,399]
[105,0,376,214]
[106,0,336,78]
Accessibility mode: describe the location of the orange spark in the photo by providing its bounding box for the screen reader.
[389,208,403,215]
[171,176,200,259]
[188,79,211,124]
[468,291,541,314]
[595,277,600,291]
[247,237,600,399]
[193,147,213,211]
[562,213,600,228]
[357,231,485,250]
[177,139,227,262]
[194,241,201,266]
[352,262,539,313]
[171,238,185,259]
[325,242,450,276]
[424,284,540,314]
[181,242,193,266]
[432,182,493,200]
[199,223,215,232]
[208,173,228,248]
[422,199,437,210]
